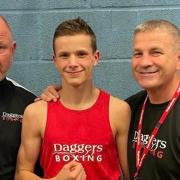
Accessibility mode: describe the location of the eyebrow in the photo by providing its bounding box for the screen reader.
[150,47,162,50]
[132,48,141,52]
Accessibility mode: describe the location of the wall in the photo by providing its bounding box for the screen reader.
[1,0,180,98]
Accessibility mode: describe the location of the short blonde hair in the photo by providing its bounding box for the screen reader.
[133,19,180,50]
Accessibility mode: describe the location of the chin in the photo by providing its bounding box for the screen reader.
[68,81,83,87]
[136,79,159,90]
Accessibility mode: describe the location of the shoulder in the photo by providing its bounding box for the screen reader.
[125,90,146,111]
[110,95,130,113]
[7,77,36,103]
[125,90,146,104]
[25,100,47,113]
[24,100,47,120]
[22,101,48,132]
[109,95,131,133]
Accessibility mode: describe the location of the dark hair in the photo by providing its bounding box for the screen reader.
[53,17,97,53]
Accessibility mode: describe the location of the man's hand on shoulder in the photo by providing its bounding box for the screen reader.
[35,84,61,102]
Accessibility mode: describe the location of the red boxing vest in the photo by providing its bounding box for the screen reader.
[40,90,121,179]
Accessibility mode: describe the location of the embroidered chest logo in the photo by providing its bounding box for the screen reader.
[1,112,23,123]
[53,143,103,162]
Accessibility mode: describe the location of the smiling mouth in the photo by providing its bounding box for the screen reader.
[66,70,83,74]
[137,71,159,78]
[140,71,158,74]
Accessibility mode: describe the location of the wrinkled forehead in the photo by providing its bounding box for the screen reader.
[134,28,180,53]
[132,31,164,48]
[133,28,174,44]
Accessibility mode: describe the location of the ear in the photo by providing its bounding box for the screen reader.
[9,41,16,65]
[53,54,55,62]
[11,41,16,55]
[53,54,58,68]
[93,50,100,66]
[176,49,180,70]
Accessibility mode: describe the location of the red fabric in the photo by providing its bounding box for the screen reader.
[40,90,121,179]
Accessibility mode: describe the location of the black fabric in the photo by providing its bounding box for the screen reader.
[0,78,43,180]
[126,91,180,180]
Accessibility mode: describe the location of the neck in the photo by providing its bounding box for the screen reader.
[147,78,180,104]
[59,83,99,110]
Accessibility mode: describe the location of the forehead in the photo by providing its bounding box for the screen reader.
[55,34,91,42]
[54,34,92,50]
[0,18,12,40]
[133,29,174,49]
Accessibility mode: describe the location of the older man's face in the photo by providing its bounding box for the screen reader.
[0,18,16,80]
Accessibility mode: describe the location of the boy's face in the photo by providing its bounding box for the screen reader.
[53,34,99,87]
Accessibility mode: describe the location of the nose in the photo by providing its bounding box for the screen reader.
[68,55,78,68]
[139,54,153,67]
